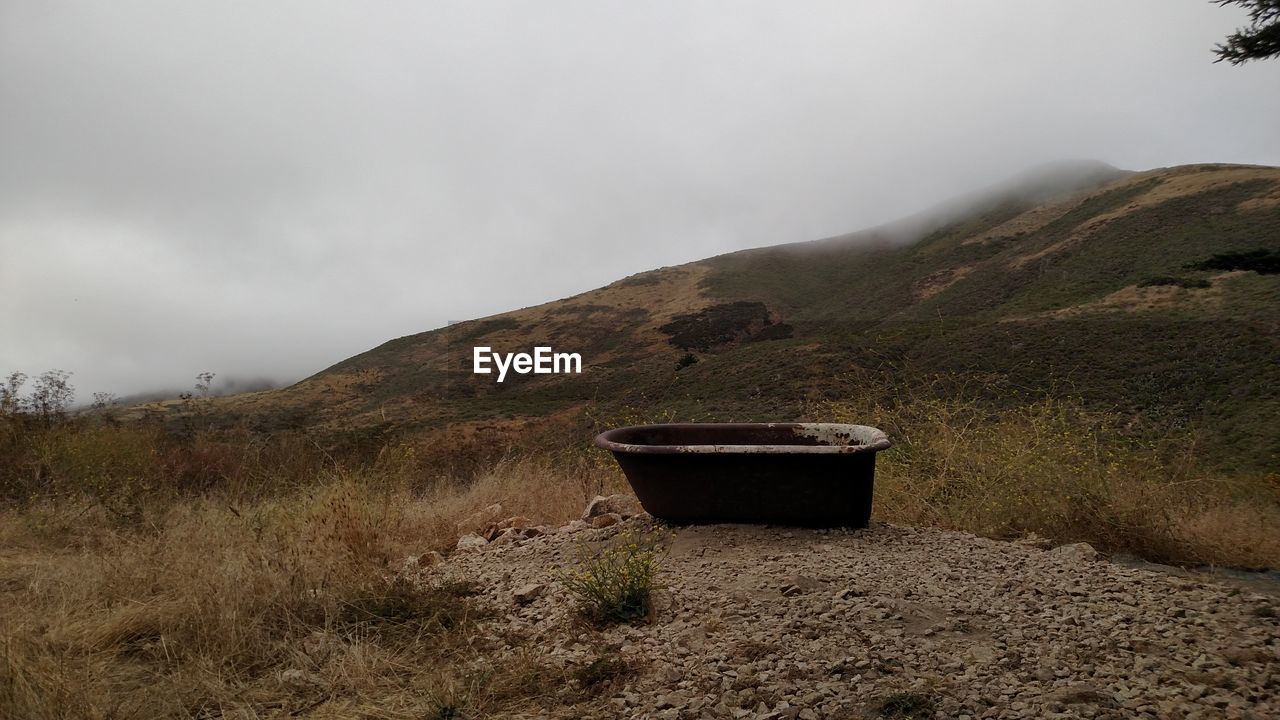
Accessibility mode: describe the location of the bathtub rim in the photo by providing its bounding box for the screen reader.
[593,422,891,456]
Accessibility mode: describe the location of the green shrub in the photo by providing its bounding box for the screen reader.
[556,529,665,625]
[1186,248,1280,275]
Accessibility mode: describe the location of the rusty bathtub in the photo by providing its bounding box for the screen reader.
[593,423,891,527]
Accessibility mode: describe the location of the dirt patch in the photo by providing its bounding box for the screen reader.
[1039,273,1244,318]
[912,265,975,301]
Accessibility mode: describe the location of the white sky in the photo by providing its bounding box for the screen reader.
[2,1,1277,399]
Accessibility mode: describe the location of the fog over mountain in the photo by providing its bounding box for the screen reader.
[2,1,1278,401]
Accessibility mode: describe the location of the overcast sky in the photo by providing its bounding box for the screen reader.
[2,1,1278,400]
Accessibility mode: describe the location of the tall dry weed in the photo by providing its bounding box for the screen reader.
[818,381,1279,567]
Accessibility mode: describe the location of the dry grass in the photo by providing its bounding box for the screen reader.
[2,392,1277,716]
[819,383,1280,569]
[0,438,617,719]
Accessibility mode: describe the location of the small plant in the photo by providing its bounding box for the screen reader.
[877,691,937,718]
[572,652,631,691]
[556,528,666,625]
[674,353,698,371]
[339,577,483,632]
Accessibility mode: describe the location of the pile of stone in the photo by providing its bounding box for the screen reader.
[454,494,644,551]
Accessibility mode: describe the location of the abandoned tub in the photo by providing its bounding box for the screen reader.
[593,423,891,528]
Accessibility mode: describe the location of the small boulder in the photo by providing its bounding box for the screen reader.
[513,583,544,605]
[591,512,622,529]
[455,533,489,551]
[401,550,444,571]
[583,494,640,521]
[498,515,531,530]
[490,528,522,546]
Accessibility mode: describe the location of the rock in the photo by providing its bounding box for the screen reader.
[456,533,488,551]
[457,503,504,535]
[513,583,544,605]
[583,494,640,521]
[1222,647,1270,666]
[491,528,521,546]
[781,575,825,597]
[498,515,531,530]
[1048,684,1108,705]
[401,550,444,571]
[592,512,622,529]
[1049,542,1099,562]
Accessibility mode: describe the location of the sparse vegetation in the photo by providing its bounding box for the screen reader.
[877,691,938,718]
[674,352,698,370]
[556,528,666,626]
[572,652,632,691]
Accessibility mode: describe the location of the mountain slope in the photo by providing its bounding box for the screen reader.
[223,162,1280,469]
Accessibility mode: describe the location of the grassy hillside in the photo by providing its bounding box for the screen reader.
[200,162,1280,470]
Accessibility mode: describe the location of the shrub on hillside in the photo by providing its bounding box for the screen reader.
[1186,248,1280,275]
[1138,275,1212,289]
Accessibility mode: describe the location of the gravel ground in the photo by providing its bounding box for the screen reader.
[428,507,1278,719]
